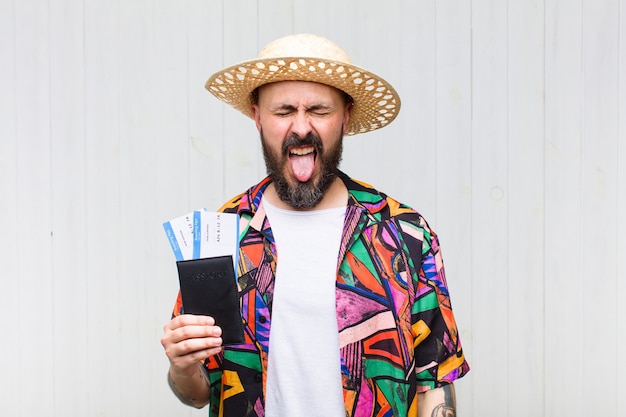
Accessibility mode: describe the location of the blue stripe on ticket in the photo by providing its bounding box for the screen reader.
[193,210,202,259]
[163,221,183,261]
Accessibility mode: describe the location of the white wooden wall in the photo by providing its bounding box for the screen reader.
[1,0,624,416]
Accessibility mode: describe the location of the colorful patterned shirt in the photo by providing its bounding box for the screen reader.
[172,172,469,417]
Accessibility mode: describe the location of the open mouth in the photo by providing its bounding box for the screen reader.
[288,146,317,182]
[289,145,316,157]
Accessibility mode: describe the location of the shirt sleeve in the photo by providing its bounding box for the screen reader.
[403,216,470,392]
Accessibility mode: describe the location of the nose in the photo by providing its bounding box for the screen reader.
[290,109,313,139]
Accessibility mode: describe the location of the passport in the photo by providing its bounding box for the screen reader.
[176,255,244,345]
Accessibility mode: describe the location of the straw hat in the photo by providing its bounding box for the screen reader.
[205,34,401,136]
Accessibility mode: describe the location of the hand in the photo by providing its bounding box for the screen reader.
[161,314,223,377]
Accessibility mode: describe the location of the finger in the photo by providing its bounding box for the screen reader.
[162,315,219,344]
[162,323,223,353]
[169,346,223,372]
[166,314,215,330]
[166,335,223,366]
[168,323,222,345]
[177,335,223,355]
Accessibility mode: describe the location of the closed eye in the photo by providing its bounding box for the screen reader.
[269,104,335,117]
[271,105,296,117]
[307,105,335,117]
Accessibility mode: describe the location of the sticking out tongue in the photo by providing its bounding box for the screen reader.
[290,151,316,182]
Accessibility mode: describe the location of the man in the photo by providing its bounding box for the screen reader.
[161,33,469,417]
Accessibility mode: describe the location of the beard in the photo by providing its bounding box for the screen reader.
[261,128,344,210]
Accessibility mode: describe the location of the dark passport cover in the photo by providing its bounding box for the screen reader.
[176,255,244,345]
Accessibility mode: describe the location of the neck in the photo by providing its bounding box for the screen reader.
[264,177,348,211]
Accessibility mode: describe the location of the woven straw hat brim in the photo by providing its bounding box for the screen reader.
[205,56,401,136]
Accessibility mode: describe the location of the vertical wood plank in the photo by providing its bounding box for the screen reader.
[339,0,414,202]
[433,0,474,412]
[222,0,262,198]
[259,0,293,45]
[117,1,159,415]
[151,2,210,416]
[333,0,404,197]
[14,0,55,415]
[391,1,437,218]
[187,0,226,212]
[507,0,546,415]
[618,1,626,414]
[292,0,331,37]
[0,0,19,415]
[580,0,619,415]
[84,0,122,415]
[470,0,510,414]
[544,0,584,415]
[48,0,89,414]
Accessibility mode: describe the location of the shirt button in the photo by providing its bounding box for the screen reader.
[259,315,267,323]
[255,373,262,383]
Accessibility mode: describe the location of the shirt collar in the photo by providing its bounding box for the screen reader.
[235,171,388,218]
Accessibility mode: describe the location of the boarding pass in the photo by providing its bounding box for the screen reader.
[163,209,240,266]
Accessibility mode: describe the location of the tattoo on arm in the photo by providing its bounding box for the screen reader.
[431,384,456,417]
[167,371,196,406]
[167,363,212,407]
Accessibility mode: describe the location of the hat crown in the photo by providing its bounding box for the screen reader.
[258,34,352,64]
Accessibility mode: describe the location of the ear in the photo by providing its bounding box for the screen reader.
[251,104,262,132]
[342,101,352,133]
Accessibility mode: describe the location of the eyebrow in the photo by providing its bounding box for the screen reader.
[270,103,335,112]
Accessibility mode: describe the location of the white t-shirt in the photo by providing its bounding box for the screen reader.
[263,198,346,417]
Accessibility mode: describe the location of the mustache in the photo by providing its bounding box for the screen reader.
[282,132,323,155]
